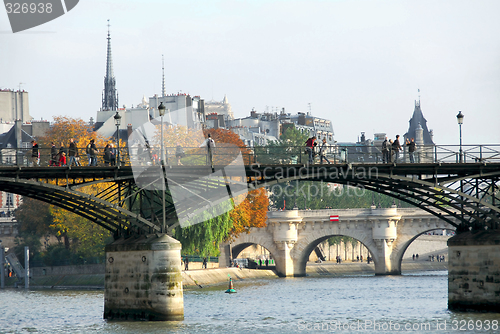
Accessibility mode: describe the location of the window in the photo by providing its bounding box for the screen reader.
[6,193,14,208]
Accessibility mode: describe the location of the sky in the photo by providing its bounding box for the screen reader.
[1,0,499,145]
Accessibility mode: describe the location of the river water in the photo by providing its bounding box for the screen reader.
[1,271,500,333]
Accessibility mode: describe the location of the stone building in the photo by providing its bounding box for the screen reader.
[0,89,31,123]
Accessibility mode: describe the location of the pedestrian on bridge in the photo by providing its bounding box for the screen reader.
[50,142,57,166]
[319,138,331,164]
[87,139,98,166]
[392,135,402,163]
[382,136,390,163]
[30,140,39,167]
[305,136,317,164]
[68,138,80,166]
[200,134,215,168]
[406,137,416,163]
[58,152,67,166]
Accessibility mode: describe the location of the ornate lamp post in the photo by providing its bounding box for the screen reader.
[158,102,166,233]
[456,111,464,163]
[114,111,121,167]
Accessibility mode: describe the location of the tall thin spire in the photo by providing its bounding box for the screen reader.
[162,54,166,97]
[102,19,118,111]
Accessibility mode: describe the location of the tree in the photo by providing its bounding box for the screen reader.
[229,188,269,238]
[28,116,117,257]
[174,208,233,257]
[255,125,309,164]
[168,127,268,254]
[15,197,53,237]
[39,115,121,166]
[48,182,114,256]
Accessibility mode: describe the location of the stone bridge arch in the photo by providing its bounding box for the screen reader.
[389,216,457,274]
[220,208,458,277]
[291,222,378,277]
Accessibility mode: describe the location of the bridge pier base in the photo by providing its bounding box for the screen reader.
[274,241,298,277]
[373,239,401,275]
[104,234,184,321]
[448,231,500,312]
[372,210,401,275]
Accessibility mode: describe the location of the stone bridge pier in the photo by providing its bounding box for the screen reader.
[220,208,456,277]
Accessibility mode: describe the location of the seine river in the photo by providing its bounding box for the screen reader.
[1,271,500,334]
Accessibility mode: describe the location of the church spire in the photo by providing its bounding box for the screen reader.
[162,54,166,97]
[102,19,118,111]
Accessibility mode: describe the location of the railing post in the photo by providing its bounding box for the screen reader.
[434,145,437,163]
[0,244,5,289]
[24,246,29,289]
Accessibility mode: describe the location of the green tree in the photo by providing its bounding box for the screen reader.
[255,125,309,164]
[173,209,233,257]
[269,181,410,210]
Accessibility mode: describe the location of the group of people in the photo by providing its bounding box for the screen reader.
[182,256,209,270]
[30,138,118,167]
[48,138,82,167]
[381,135,416,163]
[305,136,331,164]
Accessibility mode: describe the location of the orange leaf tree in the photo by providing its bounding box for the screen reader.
[171,128,269,255]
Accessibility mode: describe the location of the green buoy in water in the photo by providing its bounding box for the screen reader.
[225,277,237,293]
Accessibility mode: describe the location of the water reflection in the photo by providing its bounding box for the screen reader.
[1,271,499,334]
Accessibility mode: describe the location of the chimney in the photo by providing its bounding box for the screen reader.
[127,124,133,138]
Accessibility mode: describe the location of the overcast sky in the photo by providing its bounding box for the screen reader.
[1,0,499,145]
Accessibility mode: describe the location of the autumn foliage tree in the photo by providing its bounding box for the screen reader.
[166,127,268,255]
[13,116,117,261]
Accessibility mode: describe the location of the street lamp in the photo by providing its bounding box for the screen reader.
[158,102,166,233]
[114,111,121,167]
[456,111,464,163]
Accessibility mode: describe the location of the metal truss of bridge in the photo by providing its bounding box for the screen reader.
[0,144,498,237]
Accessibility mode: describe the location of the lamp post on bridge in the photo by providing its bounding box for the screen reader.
[158,102,167,233]
[114,111,121,167]
[456,111,464,163]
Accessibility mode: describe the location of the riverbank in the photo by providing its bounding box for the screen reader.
[2,260,447,289]
[306,260,448,276]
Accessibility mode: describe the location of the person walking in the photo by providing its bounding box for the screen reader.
[203,257,208,269]
[319,138,331,164]
[104,144,112,166]
[175,144,185,165]
[305,136,317,164]
[184,256,189,271]
[200,134,215,168]
[406,137,416,163]
[31,140,39,167]
[392,135,402,163]
[68,138,79,166]
[50,142,57,166]
[382,136,390,163]
[87,139,98,166]
[109,143,116,166]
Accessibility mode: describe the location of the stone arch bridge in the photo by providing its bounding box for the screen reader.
[220,207,456,276]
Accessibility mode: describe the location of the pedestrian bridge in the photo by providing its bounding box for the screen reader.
[220,207,456,276]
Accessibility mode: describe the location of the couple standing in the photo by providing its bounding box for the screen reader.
[305,136,331,164]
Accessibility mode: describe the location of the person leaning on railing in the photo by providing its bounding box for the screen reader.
[406,138,416,163]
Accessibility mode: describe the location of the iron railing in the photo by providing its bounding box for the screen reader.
[1,144,499,167]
